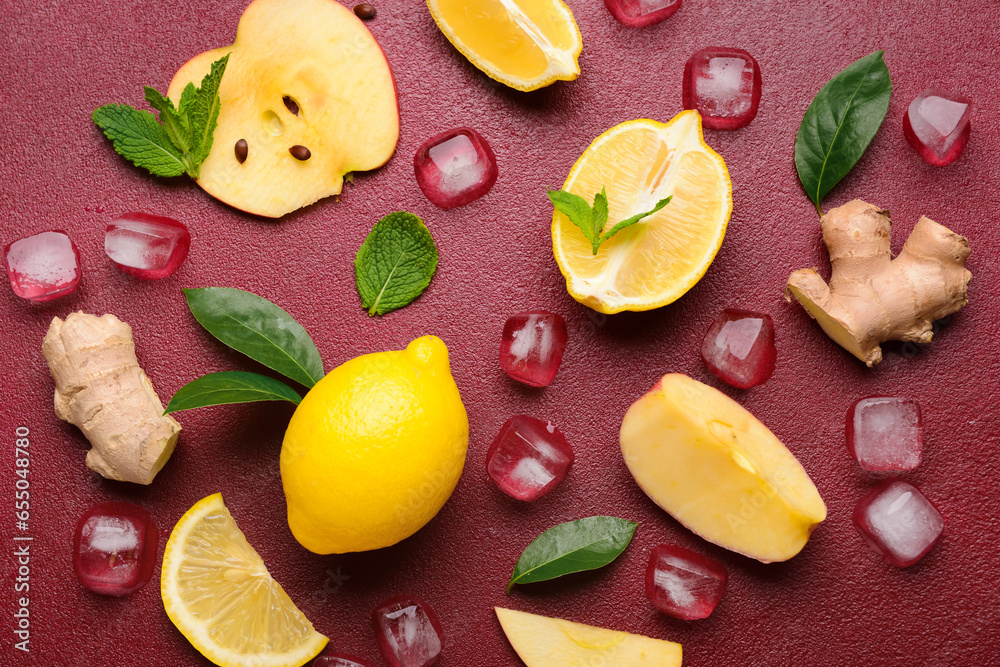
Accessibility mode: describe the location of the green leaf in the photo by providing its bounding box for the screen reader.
[794,51,892,215]
[507,516,638,593]
[177,82,198,117]
[354,212,439,316]
[598,196,672,245]
[590,187,609,248]
[548,189,595,250]
[549,187,671,255]
[92,104,188,177]
[188,54,230,171]
[182,287,324,388]
[164,371,301,414]
[144,87,194,174]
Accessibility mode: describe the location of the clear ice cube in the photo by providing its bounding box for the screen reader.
[487,415,574,501]
[105,212,191,279]
[604,0,681,27]
[853,479,943,567]
[701,309,776,388]
[373,595,443,667]
[683,48,762,130]
[847,397,922,472]
[499,311,568,387]
[645,544,727,620]
[903,90,971,166]
[414,128,497,209]
[4,230,81,301]
[73,502,158,596]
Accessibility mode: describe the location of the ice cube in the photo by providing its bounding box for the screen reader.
[645,544,727,620]
[853,479,943,567]
[903,90,971,166]
[487,415,574,501]
[73,502,158,596]
[499,311,568,387]
[701,309,776,388]
[604,0,681,27]
[105,212,191,279]
[847,397,922,471]
[683,48,762,130]
[414,128,497,209]
[4,230,81,301]
[372,596,443,667]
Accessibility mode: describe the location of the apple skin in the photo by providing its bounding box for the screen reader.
[167,0,399,218]
[620,373,827,563]
[495,607,682,667]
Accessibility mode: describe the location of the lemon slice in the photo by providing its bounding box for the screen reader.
[552,111,733,314]
[427,0,582,92]
[161,493,328,667]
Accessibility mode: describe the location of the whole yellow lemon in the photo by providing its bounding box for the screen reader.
[280,335,468,554]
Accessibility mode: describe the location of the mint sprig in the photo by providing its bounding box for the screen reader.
[355,212,439,316]
[93,54,229,179]
[548,187,671,255]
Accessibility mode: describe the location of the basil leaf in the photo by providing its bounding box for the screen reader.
[795,51,892,214]
[354,212,439,316]
[507,516,638,593]
[164,371,301,414]
[183,287,324,388]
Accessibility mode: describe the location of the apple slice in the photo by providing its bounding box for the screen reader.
[166,0,398,218]
[495,608,682,667]
[620,374,826,563]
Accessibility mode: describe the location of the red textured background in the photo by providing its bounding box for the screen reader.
[2,1,999,665]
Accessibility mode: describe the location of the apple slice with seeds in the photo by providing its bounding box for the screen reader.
[167,0,398,218]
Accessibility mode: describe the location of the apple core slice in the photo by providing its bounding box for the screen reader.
[620,373,826,563]
[167,0,399,218]
[495,608,682,667]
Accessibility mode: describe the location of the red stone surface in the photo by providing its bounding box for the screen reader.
[1,1,999,665]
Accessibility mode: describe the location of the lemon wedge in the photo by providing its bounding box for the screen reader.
[427,0,582,91]
[161,493,328,667]
[552,111,733,314]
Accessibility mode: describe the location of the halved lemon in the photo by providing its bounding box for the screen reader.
[427,0,582,92]
[161,493,328,667]
[552,111,733,314]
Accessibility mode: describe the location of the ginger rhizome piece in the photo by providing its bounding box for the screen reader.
[786,199,971,366]
[43,312,181,484]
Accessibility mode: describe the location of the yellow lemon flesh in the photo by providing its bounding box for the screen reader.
[552,111,733,314]
[427,0,582,92]
[281,335,469,554]
[161,493,328,667]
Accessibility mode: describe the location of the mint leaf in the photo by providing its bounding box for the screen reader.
[93,54,229,181]
[92,104,188,177]
[178,82,198,117]
[354,212,439,316]
[507,516,638,593]
[549,187,671,255]
[795,51,891,215]
[599,196,672,245]
[165,371,302,414]
[548,189,594,245]
[188,53,230,170]
[144,87,194,170]
[183,287,325,388]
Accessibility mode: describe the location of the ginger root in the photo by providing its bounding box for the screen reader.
[42,312,181,484]
[786,199,971,366]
